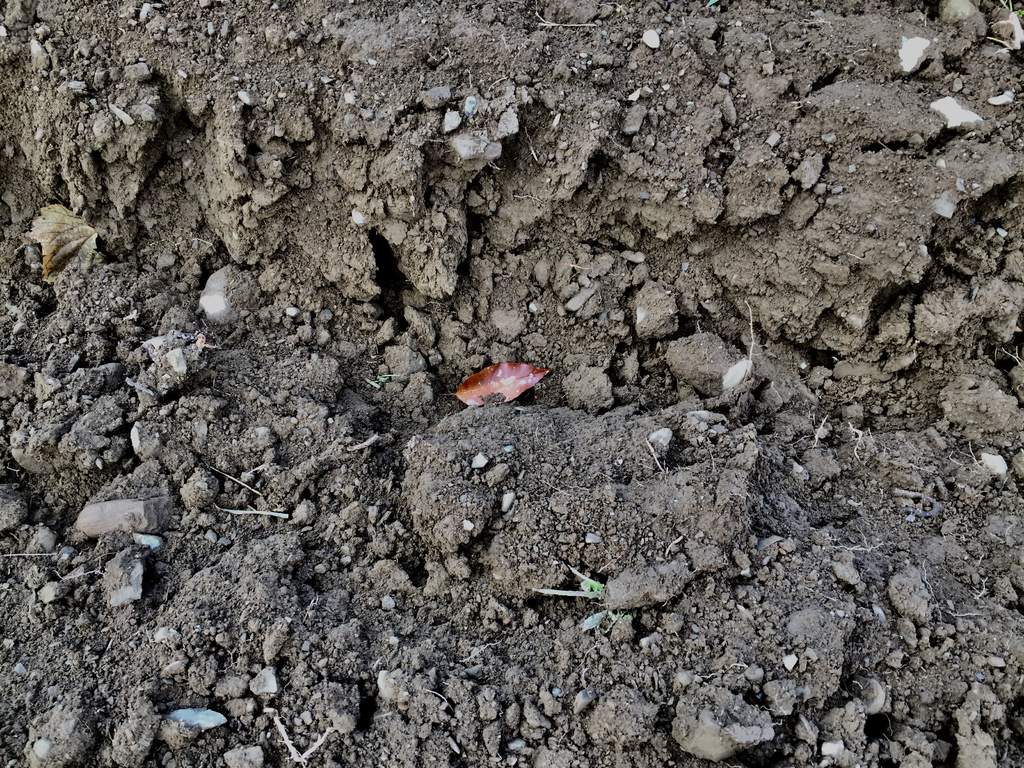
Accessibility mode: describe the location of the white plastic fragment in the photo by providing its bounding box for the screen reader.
[933,190,958,219]
[166,709,227,730]
[929,97,983,129]
[979,452,1007,476]
[898,36,930,73]
[988,90,1014,106]
[722,358,752,390]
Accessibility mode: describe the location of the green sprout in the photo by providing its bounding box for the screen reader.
[533,566,630,633]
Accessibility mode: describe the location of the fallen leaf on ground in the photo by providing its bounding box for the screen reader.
[27,204,100,281]
[456,362,550,406]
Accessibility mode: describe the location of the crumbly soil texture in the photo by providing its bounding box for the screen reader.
[2,0,1024,766]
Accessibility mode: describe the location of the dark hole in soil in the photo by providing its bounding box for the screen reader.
[355,683,378,731]
[369,228,410,330]
[865,712,893,740]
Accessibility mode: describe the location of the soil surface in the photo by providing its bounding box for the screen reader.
[2,0,1024,766]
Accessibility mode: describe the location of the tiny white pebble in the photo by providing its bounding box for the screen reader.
[462,519,475,531]
[783,653,798,671]
[642,29,660,49]
[351,209,367,226]
[285,306,300,318]
[237,90,255,106]
[471,453,488,469]
[501,491,515,512]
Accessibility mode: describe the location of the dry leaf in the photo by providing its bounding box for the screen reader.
[455,362,550,406]
[27,204,100,282]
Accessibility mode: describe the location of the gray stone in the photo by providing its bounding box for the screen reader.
[672,686,774,761]
[104,549,144,607]
[224,746,264,768]
[634,280,678,339]
[666,333,744,397]
[442,110,461,133]
[792,153,824,190]
[496,107,519,138]
[888,566,932,625]
[124,62,151,81]
[0,485,28,532]
[75,497,171,537]
[621,104,647,136]
[419,85,452,109]
[249,666,279,696]
[450,132,502,164]
[0,362,29,397]
[29,39,48,70]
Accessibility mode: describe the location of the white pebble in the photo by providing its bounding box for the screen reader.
[501,491,515,512]
[642,29,660,49]
[783,653,798,671]
[462,519,474,531]
[351,209,367,226]
[471,453,488,469]
[980,452,1007,476]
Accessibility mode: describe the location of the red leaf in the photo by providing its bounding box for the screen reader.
[455,362,550,406]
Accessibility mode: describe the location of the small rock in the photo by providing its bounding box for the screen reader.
[672,686,774,761]
[124,62,151,81]
[351,209,367,226]
[237,90,255,106]
[75,497,171,537]
[564,286,597,313]
[939,0,978,21]
[0,362,30,397]
[419,85,452,109]
[224,746,265,768]
[831,556,862,588]
[1012,450,1024,479]
[647,428,673,451]
[38,581,69,604]
[633,280,677,339]
[641,29,660,49]
[573,688,597,715]
[249,667,279,696]
[0,485,29,532]
[471,453,489,469]
[501,491,515,512]
[199,268,235,324]
[450,132,501,164]
[988,90,1015,106]
[621,104,647,136]
[791,153,824,190]
[979,452,1007,476]
[666,333,744,397]
[496,107,519,138]
[765,130,782,147]
[821,740,845,757]
[899,37,930,73]
[930,96,983,130]
[29,525,57,553]
[29,39,48,70]
[104,548,144,607]
[442,110,462,133]
[782,653,798,671]
[110,104,135,126]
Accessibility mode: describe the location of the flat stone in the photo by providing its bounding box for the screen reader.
[75,497,171,537]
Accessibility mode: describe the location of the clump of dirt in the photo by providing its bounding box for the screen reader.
[2,0,1024,766]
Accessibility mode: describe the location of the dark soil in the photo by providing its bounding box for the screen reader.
[2,0,1024,766]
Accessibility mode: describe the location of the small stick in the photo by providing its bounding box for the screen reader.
[217,505,289,520]
[347,433,381,452]
[644,438,666,474]
[207,465,264,496]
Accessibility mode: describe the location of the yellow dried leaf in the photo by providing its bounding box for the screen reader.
[27,204,100,282]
